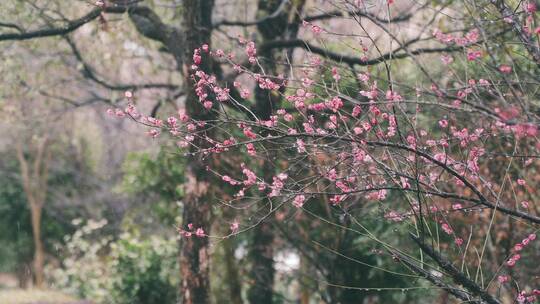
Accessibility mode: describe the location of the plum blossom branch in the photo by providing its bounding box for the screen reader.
[489,0,540,66]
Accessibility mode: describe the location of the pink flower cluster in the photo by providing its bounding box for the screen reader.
[178,223,205,238]
[506,233,536,267]
[433,28,478,45]
[302,20,323,35]
[293,195,306,208]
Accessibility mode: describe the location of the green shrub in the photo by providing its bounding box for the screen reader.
[48,220,179,304]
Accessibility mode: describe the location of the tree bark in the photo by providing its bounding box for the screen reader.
[30,204,44,288]
[178,1,215,303]
[179,164,212,304]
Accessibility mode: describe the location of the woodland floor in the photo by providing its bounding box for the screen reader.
[0,289,90,304]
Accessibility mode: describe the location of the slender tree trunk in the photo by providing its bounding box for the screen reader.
[16,138,49,289]
[30,203,44,288]
[179,1,215,303]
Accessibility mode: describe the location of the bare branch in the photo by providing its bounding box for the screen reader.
[0,21,24,33]
[260,38,465,66]
[0,8,103,41]
[391,249,480,303]
[303,9,413,24]
[64,36,179,91]
[213,6,412,28]
[0,3,178,45]
[410,234,501,304]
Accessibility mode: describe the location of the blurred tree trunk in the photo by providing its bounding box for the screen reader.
[300,253,310,304]
[247,1,305,303]
[223,238,243,303]
[15,136,50,289]
[178,1,215,303]
[247,205,275,304]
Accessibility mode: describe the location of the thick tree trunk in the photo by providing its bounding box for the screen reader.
[179,165,212,304]
[126,2,217,302]
[179,1,215,303]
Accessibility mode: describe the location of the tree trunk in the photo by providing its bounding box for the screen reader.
[223,238,243,304]
[179,1,215,303]
[16,138,50,289]
[30,203,44,288]
[247,2,306,302]
[247,219,275,304]
[179,165,212,304]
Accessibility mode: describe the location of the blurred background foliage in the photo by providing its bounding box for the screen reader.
[47,220,178,304]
